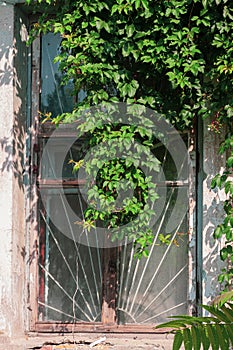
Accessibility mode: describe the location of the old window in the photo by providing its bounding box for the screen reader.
[28,33,196,332]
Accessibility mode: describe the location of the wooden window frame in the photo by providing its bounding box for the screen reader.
[27,35,197,334]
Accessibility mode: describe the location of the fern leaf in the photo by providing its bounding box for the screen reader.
[206,324,219,350]
[156,300,233,350]
[155,320,187,329]
[213,291,233,307]
[225,324,233,345]
[183,328,192,350]
[200,325,211,350]
[220,304,233,322]
[191,325,201,350]
[173,329,183,350]
[170,315,215,324]
[215,324,229,350]
[203,305,229,323]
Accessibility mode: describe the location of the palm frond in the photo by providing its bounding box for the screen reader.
[155,301,233,350]
[213,291,233,307]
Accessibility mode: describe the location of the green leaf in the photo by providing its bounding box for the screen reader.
[203,305,229,323]
[126,24,135,37]
[214,225,223,239]
[142,249,149,257]
[170,315,213,324]
[211,178,217,189]
[200,326,210,350]
[141,0,149,10]
[215,324,229,350]
[225,324,233,344]
[206,324,219,350]
[221,304,233,322]
[191,326,201,350]
[155,320,187,329]
[213,292,233,307]
[220,247,230,261]
[135,0,141,9]
[227,156,233,167]
[166,71,176,81]
[225,181,233,194]
[215,175,223,188]
[183,328,192,350]
[172,330,183,350]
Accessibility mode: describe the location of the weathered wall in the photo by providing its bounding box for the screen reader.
[0,1,28,340]
[0,3,16,337]
[12,3,28,336]
[202,117,227,305]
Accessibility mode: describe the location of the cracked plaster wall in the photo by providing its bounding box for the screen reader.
[0,2,28,339]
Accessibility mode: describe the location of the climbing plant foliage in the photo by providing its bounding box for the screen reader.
[27,0,233,262]
[28,0,233,129]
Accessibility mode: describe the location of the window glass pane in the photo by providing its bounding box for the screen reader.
[38,174,189,323]
[39,190,103,322]
[41,33,74,117]
[41,33,86,117]
[152,133,189,181]
[39,134,188,182]
[117,186,189,324]
[39,137,86,180]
